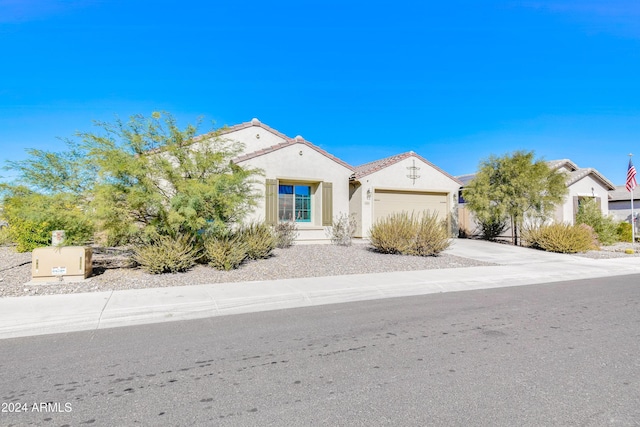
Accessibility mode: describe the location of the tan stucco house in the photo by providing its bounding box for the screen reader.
[213,118,461,242]
[547,159,615,224]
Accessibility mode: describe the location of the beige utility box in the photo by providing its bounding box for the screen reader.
[32,246,93,282]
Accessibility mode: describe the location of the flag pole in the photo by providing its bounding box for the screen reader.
[630,153,635,246]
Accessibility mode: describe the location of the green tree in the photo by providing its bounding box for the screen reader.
[4,139,97,196]
[575,198,619,245]
[462,151,567,245]
[3,112,262,247]
[0,185,94,252]
[2,139,98,251]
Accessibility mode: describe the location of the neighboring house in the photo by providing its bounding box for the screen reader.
[547,159,615,224]
[212,119,461,242]
[457,159,615,236]
[608,185,640,232]
[349,152,462,238]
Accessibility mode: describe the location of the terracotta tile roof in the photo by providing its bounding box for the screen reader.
[234,134,354,172]
[353,151,463,185]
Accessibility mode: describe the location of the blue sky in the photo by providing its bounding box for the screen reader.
[1,0,639,185]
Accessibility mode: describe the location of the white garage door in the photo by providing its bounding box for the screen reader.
[373,190,449,223]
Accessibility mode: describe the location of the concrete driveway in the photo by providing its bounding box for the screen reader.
[444,238,580,265]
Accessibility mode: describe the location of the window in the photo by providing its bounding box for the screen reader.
[279,185,311,222]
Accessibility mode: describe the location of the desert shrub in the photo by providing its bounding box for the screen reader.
[203,234,248,270]
[617,222,633,243]
[369,211,450,256]
[521,225,542,249]
[477,216,508,241]
[458,227,474,239]
[273,221,298,248]
[523,223,596,253]
[6,220,51,252]
[577,223,600,249]
[575,198,619,245]
[326,213,357,246]
[2,190,94,252]
[238,222,276,260]
[0,227,11,246]
[413,213,451,256]
[133,234,200,274]
[369,212,416,254]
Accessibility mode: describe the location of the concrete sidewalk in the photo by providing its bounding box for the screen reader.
[1,239,639,340]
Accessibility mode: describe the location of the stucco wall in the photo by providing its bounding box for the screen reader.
[237,143,353,242]
[222,125,288,156]
[349,183,364,237]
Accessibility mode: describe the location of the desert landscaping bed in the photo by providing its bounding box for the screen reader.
[0,244,495,298]
[1,242,637,298]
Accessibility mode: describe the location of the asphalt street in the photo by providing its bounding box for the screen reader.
[1,274,639,426]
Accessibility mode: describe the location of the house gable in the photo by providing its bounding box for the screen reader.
[565,168,615,192]
[234,135,354,173]
[354,151,462,186]
[350,151,461,238]
[235,136,353,242]
[192,118,292,157]
[235,138,353,179]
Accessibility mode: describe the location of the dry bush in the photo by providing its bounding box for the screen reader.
[369,212,416,254]
[273,221,298,248]
[133,234,200,274]
[413,213,452,256]
[238,222,276,260]
[203,234,248,271]
[523,223,596,253]
[327,213,357,246]
[370,211,450,256]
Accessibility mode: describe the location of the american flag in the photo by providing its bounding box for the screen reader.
[626,159,637,192]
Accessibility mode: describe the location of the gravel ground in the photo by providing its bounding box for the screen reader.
[0,244,494,298]
[1,241,638,299]
[571,242,640,259]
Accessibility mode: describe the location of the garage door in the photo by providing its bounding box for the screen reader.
[373,190,449,223]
